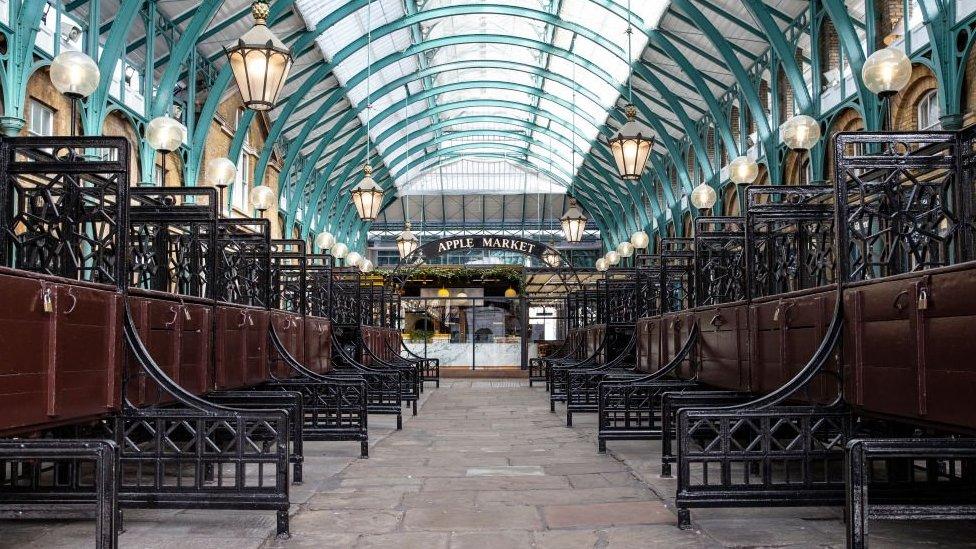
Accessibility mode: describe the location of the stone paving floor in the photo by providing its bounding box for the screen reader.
[4,380,976,548]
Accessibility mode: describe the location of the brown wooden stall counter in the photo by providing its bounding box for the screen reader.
[0,268,121,435]
[214,304,270,391]
[126,291,213,406]
[270,310,304,379]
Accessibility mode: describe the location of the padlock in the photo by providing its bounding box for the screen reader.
[773,306,780,322]
[42,288,53,313]
[917,287,929,310]
[183,306,191,321]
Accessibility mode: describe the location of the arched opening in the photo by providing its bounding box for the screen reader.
[723,184,740,216]
[102,110,142,186]
[819,18,842,92]
[824,108,865,183]
[891,63,939,131]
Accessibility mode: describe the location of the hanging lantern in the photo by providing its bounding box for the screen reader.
[504,287,518,298]
[396,222,419,257]
[542,244,562,268]
[616,242,634,258]
[862,47,912,97]
[607,104,654,181]
[594,258,609,272]
[145,116,186,152]
[50,51,100,99]
[351,164,384,221]
[314,231,335,252]
[224,1,293,111]
[781,114,821,151]
[345,251,363,267]
[331,242,348,259]
[630,230,649,250]
[438,287,450,298]
[606,251,620,266]
[359,259,374,273]
[249,184,275,213]
[728,155,759,185]
[560,198,587,243]
[690,184,717,212]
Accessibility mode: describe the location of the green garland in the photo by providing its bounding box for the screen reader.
[377,265,524,289]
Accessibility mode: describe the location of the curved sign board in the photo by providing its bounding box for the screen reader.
[411,234,548,261]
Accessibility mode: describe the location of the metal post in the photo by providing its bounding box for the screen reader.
[520,294,528,370]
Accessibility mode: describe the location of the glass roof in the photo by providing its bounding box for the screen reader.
[295,0,670,192]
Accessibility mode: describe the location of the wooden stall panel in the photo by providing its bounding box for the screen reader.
[635,318,655,372]
[244,309,270,387]
[270,311,304,379]
[661,311,695,378]
[179,303,213,395]
[844,278,917,420]
[215,305,248,390]
[922,265,976,430]
[50,282,120,423]
[847,263,976,431]
[750,289,837,403]
[1,272,123,435]
[0,273,58,434]
[695,303,750,391]
[303,315,333,374]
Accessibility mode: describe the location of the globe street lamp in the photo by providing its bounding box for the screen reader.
[630,230,649,251]
[207,157,237,215]
[862,46,912,130]
[314,231,335,253]
[249,184,275,217]
[50,50,99,136]
[224,1,293,111]
[690,183,717,217]
[146,115,187,185]
[331,242,348,260]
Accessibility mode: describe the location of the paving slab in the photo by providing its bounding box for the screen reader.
[6,380,976,548]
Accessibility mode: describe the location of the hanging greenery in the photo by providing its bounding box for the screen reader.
[377,265,524,289]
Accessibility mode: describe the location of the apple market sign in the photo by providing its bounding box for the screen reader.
[412,235,548,261]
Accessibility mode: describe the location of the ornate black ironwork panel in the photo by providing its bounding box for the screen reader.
[600,271,637,325]
[128,188,217,298]
[306,253,334,318]
[330,268,363,326]
[694,217,745,306]
[635,254,661,317]
[660,238,694,313]
[745,186,835,298]
[835,131,976,282]
[271,240,307,313]
[0,137,129,287]
[216,219,271,307]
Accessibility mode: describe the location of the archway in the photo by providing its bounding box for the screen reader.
[390,234,583,372]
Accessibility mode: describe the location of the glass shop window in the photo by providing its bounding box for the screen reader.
[917,90,941,130]
[28,99,55,136]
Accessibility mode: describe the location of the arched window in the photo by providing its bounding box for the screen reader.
[723,184,740,216]
[917,90,941,130]
[682,212,693,237]
[729,104,741,155]
[825,108,865,183]
[777,67,795,122]
[819,19,842,91]
[876,0,905,48]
